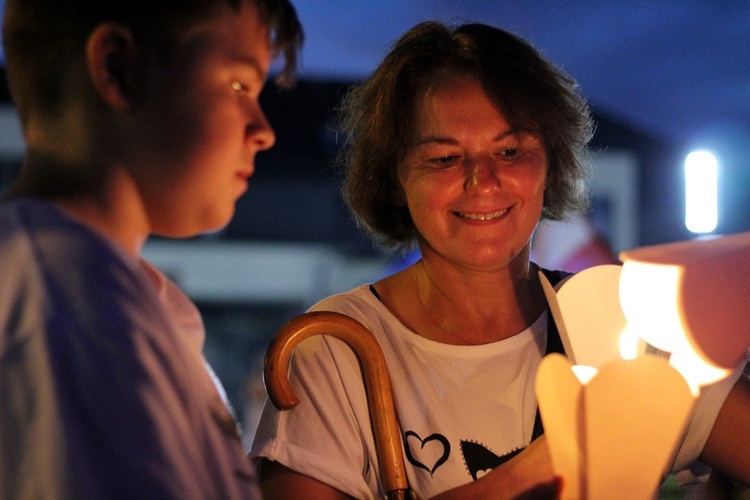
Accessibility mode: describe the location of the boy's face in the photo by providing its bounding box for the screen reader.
[130,1,275,237]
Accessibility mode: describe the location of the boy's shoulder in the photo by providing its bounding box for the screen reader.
[0,198,154,314]
[0,198,193,355]
[1,198,125,263]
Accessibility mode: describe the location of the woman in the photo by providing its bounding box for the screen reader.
[250,21,750,498]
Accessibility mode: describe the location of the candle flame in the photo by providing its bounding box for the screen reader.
[619,327,641,360]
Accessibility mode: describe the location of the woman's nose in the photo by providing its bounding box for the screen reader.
[464,157,500,194]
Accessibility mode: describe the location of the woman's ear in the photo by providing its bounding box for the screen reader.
[391,182,407,207]
[86,23,138,110]
[391,167,408,206]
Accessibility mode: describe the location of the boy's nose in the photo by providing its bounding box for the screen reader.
[248,108,276,151]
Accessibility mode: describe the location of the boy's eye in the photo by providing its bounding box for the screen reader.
[231,81,249,93]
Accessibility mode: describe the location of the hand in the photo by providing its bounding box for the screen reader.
[429,436,556,499]
[514,476,562,500]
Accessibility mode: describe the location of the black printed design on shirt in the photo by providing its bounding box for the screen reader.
[404,431,450,476]
[460,440,525,480]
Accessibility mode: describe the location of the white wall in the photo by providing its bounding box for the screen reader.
[532,149,640,270]
[143,239,391,307]
[0,105,23,158]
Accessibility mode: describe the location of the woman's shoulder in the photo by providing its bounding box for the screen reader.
[537,266,574,286]
[307,283,413,345]
[309,284,385,324]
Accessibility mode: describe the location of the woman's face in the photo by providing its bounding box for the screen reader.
[397,76,547,273]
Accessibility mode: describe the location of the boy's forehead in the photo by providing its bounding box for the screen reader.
[177,2,273,73]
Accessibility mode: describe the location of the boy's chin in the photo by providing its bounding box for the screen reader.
[198,223,231,238]
[154,215,233,240]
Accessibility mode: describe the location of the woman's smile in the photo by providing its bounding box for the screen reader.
[455,208,509,221]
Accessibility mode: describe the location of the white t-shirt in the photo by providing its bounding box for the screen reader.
[252,284,553,498]
[250,284,742,498]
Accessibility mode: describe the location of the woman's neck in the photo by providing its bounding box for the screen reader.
[375,256,547,345]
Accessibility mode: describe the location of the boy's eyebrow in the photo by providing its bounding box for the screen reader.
[232,55,269,81]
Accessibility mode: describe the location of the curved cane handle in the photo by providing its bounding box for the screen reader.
[264,311,413,499]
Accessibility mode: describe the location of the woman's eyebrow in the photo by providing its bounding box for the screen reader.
[412,130,517,147]
[412,135,458,147]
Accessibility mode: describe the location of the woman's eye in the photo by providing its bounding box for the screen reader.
[491,148,524,163]
[429,155,460,166]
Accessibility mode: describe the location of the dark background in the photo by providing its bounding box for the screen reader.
[1,0,748,440]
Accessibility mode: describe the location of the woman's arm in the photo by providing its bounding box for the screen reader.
[259,439,559,500]
[430,436,559,500]
[700,374,750,486]
[258,459,350,500]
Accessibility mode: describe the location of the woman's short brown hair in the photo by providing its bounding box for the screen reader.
[337,21,594,249]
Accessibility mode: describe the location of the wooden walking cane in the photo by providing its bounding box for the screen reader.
[264,311,415,500]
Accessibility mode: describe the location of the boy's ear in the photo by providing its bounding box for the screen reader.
[86,23,138,110]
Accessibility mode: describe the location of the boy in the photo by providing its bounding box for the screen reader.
[0,1,302,498]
